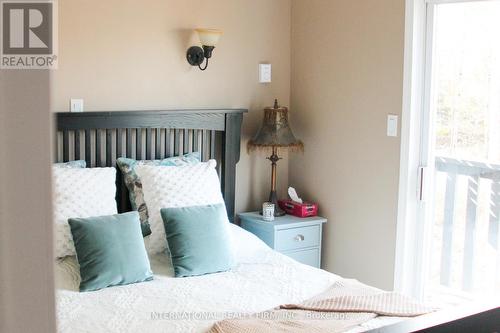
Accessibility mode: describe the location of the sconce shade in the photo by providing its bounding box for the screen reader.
[248,101,303,151]
[195,28,223,47]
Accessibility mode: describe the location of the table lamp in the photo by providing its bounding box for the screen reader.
[248,100,304,216]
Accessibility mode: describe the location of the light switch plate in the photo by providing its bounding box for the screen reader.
[259,64,271,83]
[387,114,398,137]
[70,99,84,112]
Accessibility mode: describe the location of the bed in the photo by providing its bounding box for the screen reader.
[55,225,403,332]
[54,109,499,333]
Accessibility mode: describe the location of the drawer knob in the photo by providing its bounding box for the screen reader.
[294,234,305,242]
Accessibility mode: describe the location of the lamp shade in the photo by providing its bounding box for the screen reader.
[195,28,223,47]
[248,101,303,150]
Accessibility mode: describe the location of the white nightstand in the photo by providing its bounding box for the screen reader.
[238,212,327,268]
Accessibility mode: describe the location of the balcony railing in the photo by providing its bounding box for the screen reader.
[434,156,500,293]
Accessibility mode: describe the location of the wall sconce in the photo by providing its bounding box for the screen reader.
[186,28,223,71]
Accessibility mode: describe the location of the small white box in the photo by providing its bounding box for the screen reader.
[70,99,84,112]
[387,114,398,137]
[259,64,271,83]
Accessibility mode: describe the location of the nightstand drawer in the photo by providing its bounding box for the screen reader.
[238,212,326,268]
[275,225,320,251]
[282,248,320,267]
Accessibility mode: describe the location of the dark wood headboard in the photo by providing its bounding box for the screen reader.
[54,109,246,222]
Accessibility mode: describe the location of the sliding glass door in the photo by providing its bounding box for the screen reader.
[418,0,500,305]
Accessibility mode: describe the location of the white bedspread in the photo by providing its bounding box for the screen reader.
[55,225,401,333]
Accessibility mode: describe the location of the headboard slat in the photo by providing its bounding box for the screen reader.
[210,130,216,159]
[74,131,81,160]
[146,128,152,160]
[205,131,210,159]
[106,129,113,167]
[136,128,142,160]
[56,109,245,222]
[165,128,171,157]
[183,129,189,154]
[116,129,123,158]
[96,130,102,166]
[84,130,91,166]
[173,129,180,156]
[193,129,200,153]
[126,129,132,158]
[62,130,69,162]
[155,129,161,158]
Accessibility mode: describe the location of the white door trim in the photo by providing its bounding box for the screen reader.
[394,0,428,298]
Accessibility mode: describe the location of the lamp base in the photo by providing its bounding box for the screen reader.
[269,190,286,217]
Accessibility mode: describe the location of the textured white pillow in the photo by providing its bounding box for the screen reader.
[52,167,118,258]
[228,224,270,262]
[136,160,224,255]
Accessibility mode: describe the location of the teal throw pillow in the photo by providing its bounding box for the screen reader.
[69,211,153,292]
[160,203,234,277]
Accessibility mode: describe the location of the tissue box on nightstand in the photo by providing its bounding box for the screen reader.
[278,200,318,218]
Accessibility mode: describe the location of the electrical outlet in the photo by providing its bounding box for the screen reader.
[70,99,84,112]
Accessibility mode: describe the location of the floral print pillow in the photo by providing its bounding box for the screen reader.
[116,152,201,237]
[54,160,86,168]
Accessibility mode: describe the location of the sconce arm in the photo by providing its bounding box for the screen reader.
[198,57,209,71]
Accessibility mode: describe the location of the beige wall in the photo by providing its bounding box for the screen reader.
[51,0,292,212]
[0,72,56,332]
[290,0,405,289]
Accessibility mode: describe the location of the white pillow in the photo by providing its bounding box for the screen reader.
[136,160,224,255]
[228,223,271,262]
[52,167,118,258]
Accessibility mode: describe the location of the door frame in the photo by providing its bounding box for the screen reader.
[394,0,428,299]
[394,0,496,299]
